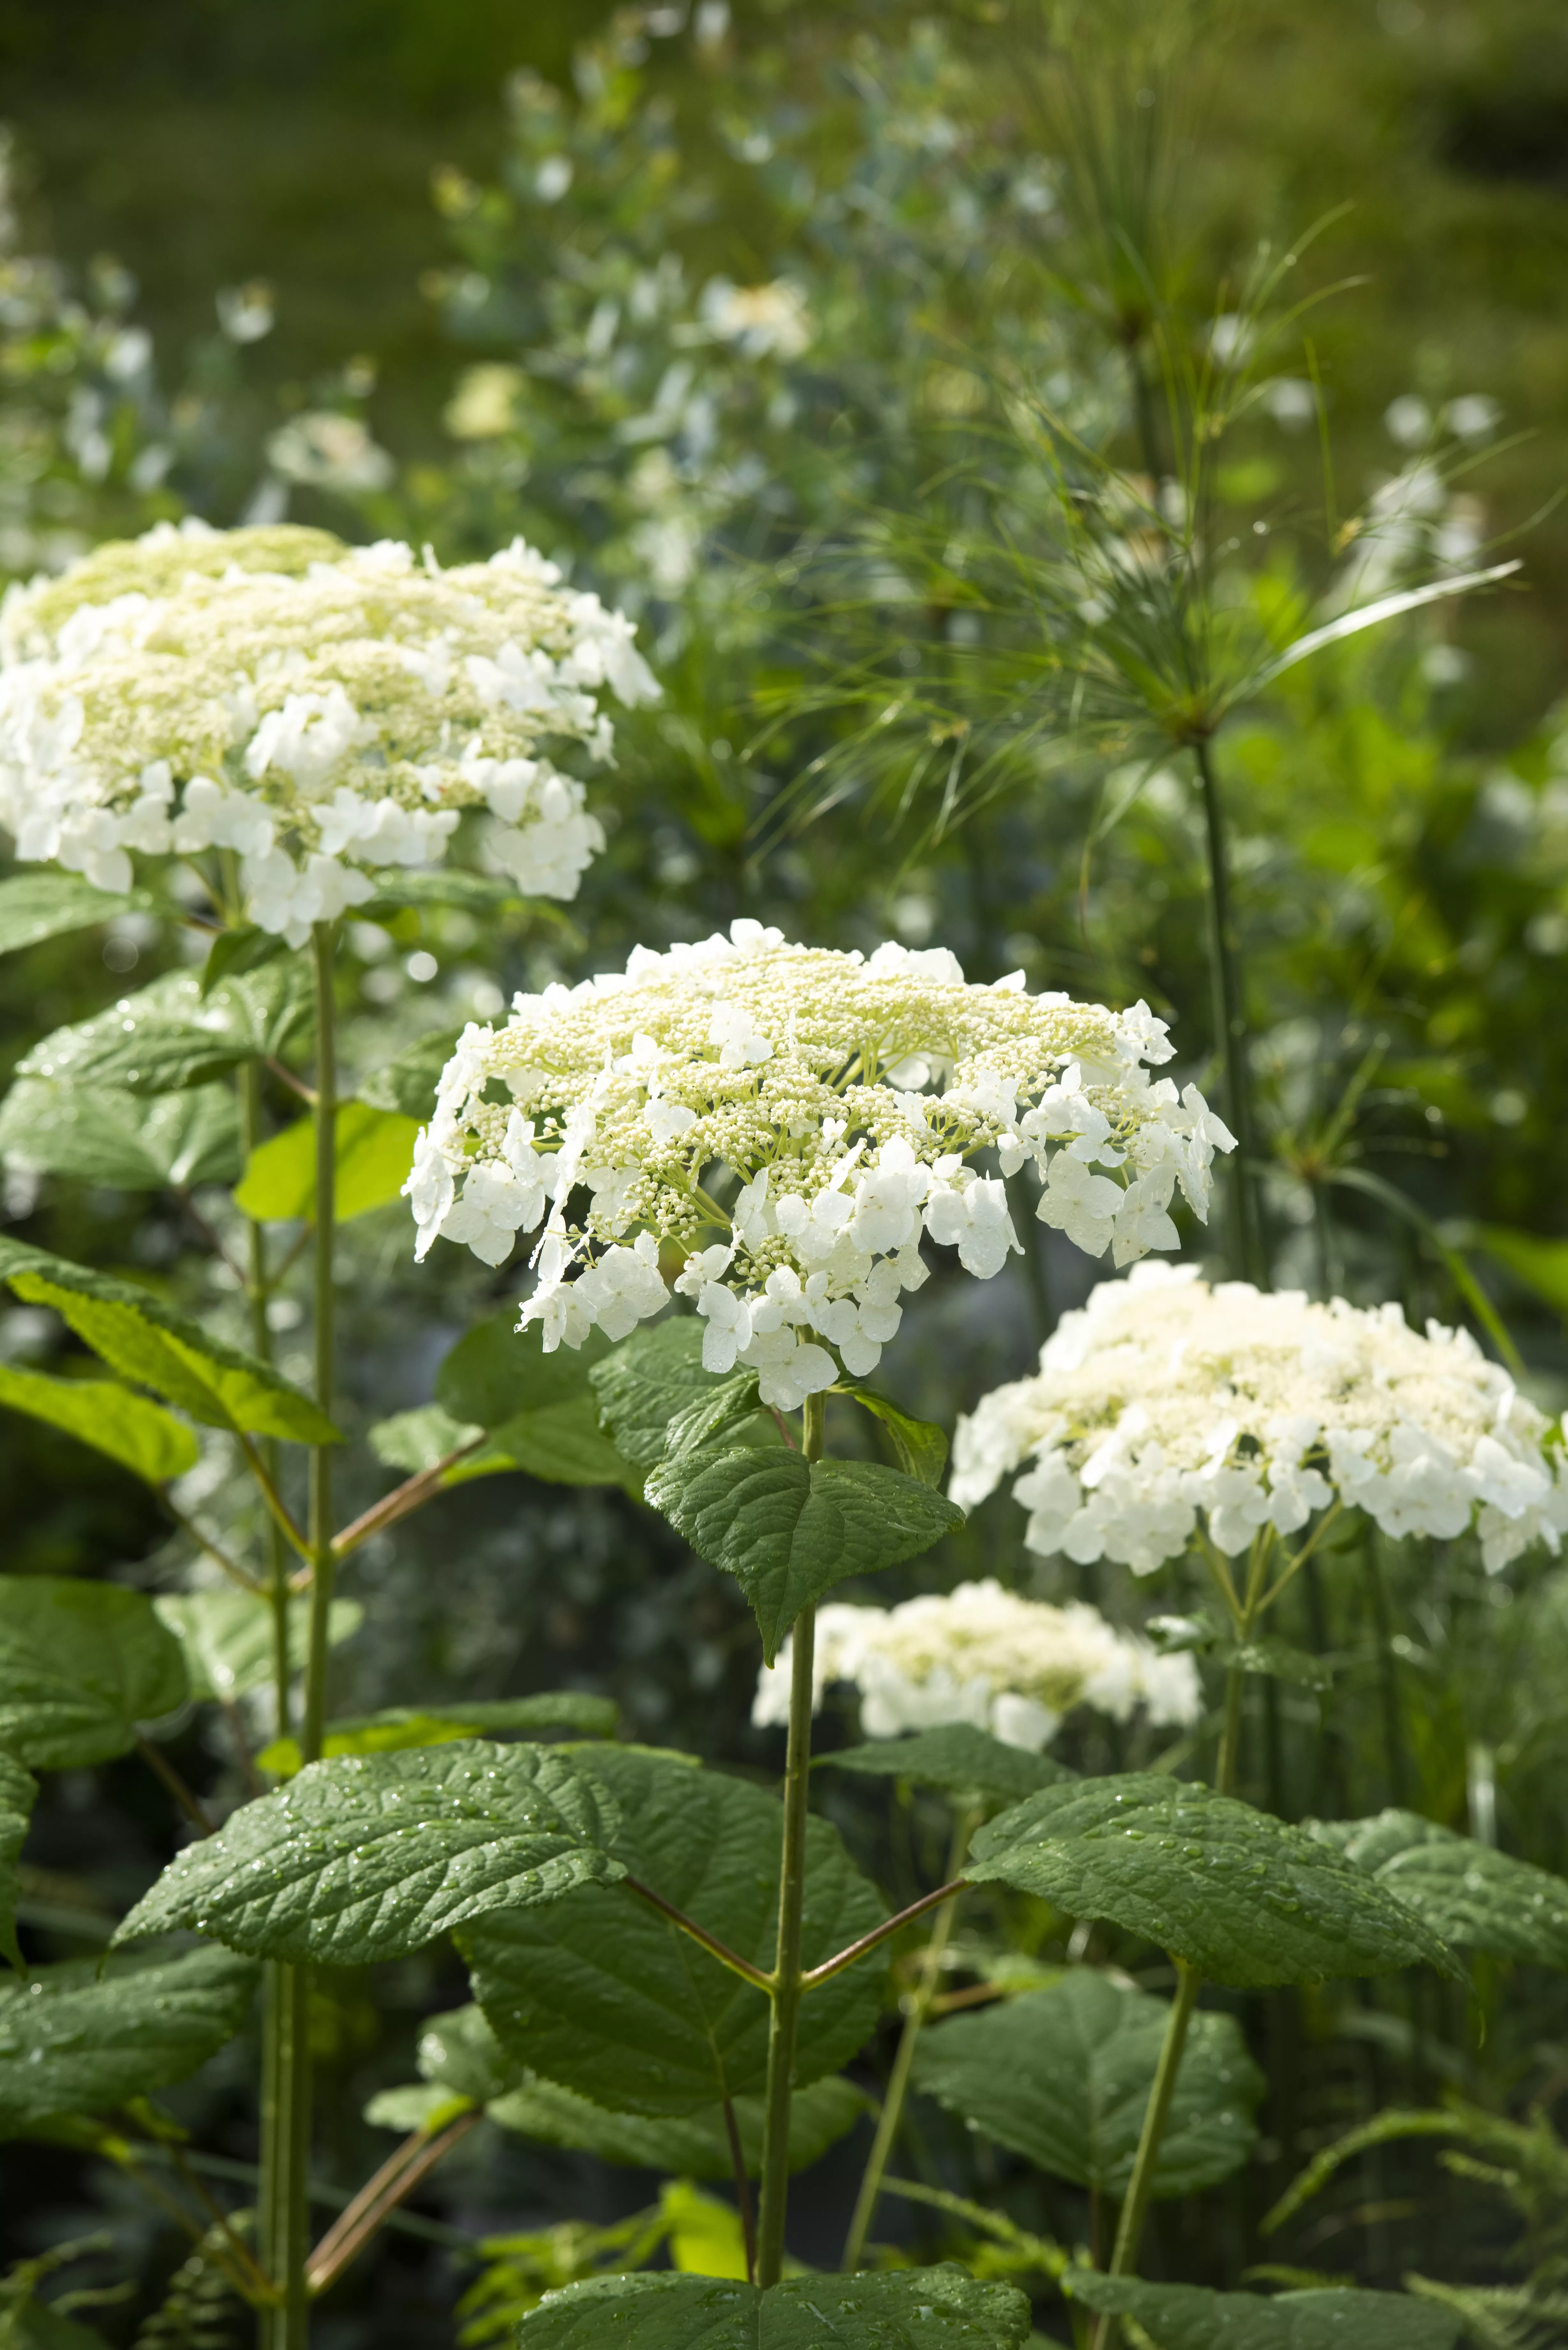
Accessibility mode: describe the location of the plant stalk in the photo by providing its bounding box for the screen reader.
[841,1807,976,2272]
[1091,1961,1202,2350]
[302,921,339,1769]
[755,1390,825,2288]
[1192,734,1263,1285]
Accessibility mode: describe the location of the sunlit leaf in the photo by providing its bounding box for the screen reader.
[233,1101,421,1223]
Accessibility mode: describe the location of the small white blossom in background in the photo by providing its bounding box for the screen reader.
[0,518,659,945]
[697,277,814,360]
[407,923,1233,1406]
[752,1579,1202,1750]
[952,1262,1568,1577]
[266,412,395,494]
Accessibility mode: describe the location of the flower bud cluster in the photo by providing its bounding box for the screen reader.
[752,1579,1202,1750]
[953,1263,1568,1574]
[407,922,1233,1407]
[0,519,659,943]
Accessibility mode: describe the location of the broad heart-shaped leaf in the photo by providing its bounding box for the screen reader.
[153,1588,363,1702]
[436,1313,639,1489]
[256,1693,618,1777]
[417,1998,866,2179]
[0,1078,241,1191]
[848,1388,950,1488]
[0,871,153,954]
[966,1776,1462,1990]
[1310,1809,1568,1968]
[0,1363,199,1483]
[0,1752,37,1969]
[0,1578,189,1768]
[357,1026,462,1119]
[646,1447,964,1664]
[911,1971,1263,2199]
[19,962,310,1096]
[233,1102,421,1224]
[0,1236,339,1444]
[0,1947,257,2137]
[517,2268,1032,2348]
[112,1741,624,1965]
[463,1745,885,2118]
[588,1320,720,1469]
[1064,2273,1461,2350]
[819,1726,1075,1808]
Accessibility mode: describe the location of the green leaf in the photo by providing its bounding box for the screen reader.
[363,2081,474,2134]
[1473,1224,1568,1316]
[1216,1637,1333,1693]
[848,1388,950,1487]
[0,1079,241,1190]
[0,1236,340,1443]
[112,1740,624,1965]
[1310,1810,1568,1967]
[437,1313,639,1489]
[911,1971,1263,2199]
[419,1996,865,2177]
[645,1445,964,1663]
[515,2267,1032,2347]
[1064,2273,1461,2350]
[357,1027,461,1119]
[966,1776,1463,1989]
[818,1726,1075,1807]
[256,1693,618,1777]
[361,870,524,917]
[0,872,153,955]
[0,1752,37,1969]
[0,1945,257,2138]
[19,963,310,1096]
[588,1321,722,1469]
[369,1403,482,1474]
[0,1577,189,1769]
[0,1364,198,1484]
[199,923,289,996]
[234,1101,421,1224]
[463,1745,885,2117]
[152,1588,363,1702]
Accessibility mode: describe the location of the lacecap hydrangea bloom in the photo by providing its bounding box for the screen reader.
[407,922,1234,1409]
[752,1580,1202,1751]
[0,519,658,945]
[952,1263,1568,1575]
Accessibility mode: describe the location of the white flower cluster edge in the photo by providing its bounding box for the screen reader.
[953,1263,1568,1574]
[753,1578,1203,1749]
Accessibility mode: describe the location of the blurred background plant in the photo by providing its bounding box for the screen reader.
[5,1,1568,2345]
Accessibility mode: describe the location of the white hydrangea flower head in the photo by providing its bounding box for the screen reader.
[0,518,659,945]
[752,1579,1202,1748]
[407,922,1233,1404]
[952,1262,1568,1576]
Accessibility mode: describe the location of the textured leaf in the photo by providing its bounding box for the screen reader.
[437,1313,638,1488]
[153,1588,362,1702]
[488,2073,868,2181]
[1064,2273,1461,2350]
[966,1776,1462,1989]
[646,1446,964,1663]
[464,1745,885,2116]
[516,2267,1032,2347]
[19,963,310,1095]
[0,871,152,954]
[0,1079,241,1190]
[256,1693,618,1776]
[357,1026,462,1119]
[0,1577,189,1768]
[588,1321,721,1468]
[0,1236,339,1443]
[233,1101,421,1224]
[819,1727,1075,1807]
[0,1364,198,1483]
[112,1740,624,1964]
[0,1751,37,1969]
[911,1971,1262,2198]
[1310,1810,1568,1967]
[850,1389,950,1487]
[0,1945,258,2137]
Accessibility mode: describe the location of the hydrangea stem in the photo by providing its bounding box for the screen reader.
[841,1806,976,2273]
[302,921,339,1769]
[755,1391,824,2287]
[1192,735,1264,1286]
